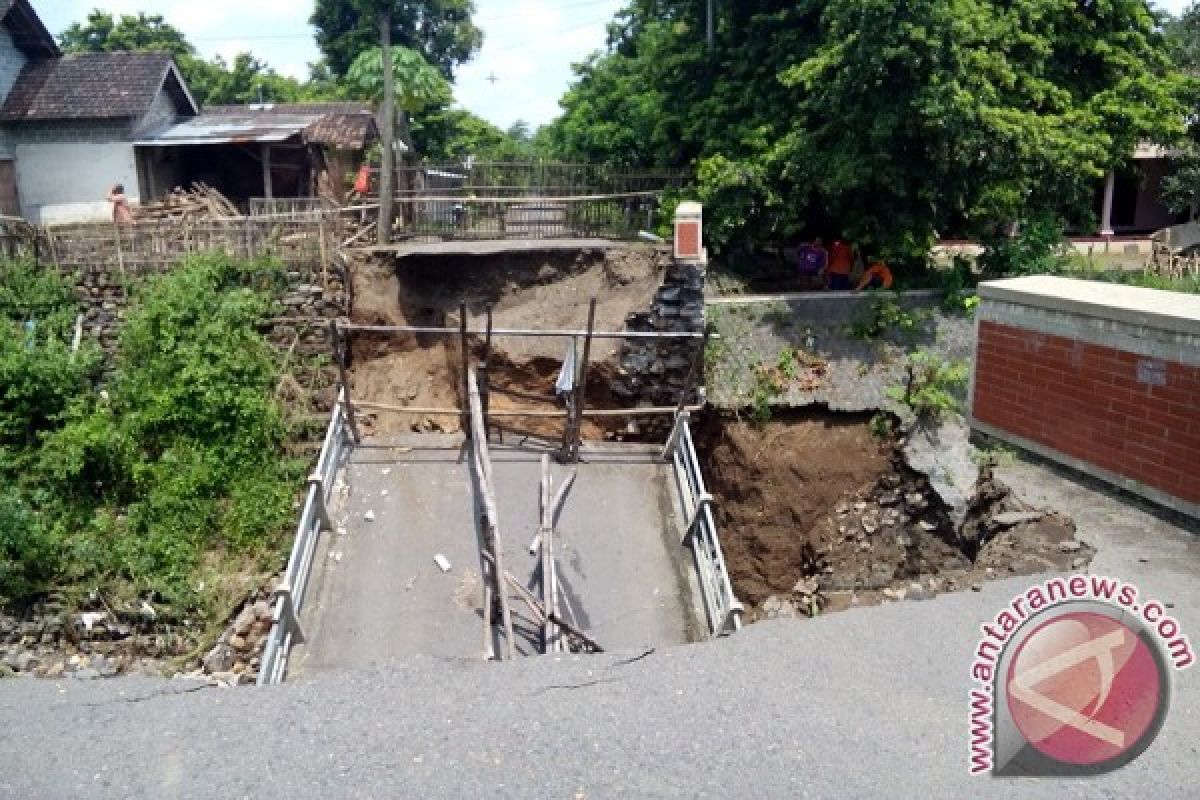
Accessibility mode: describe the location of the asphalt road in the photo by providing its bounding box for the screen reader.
[0,457,1195,799]
[296,436,700,674]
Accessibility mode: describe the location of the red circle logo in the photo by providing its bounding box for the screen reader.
[1005,611,1163,767]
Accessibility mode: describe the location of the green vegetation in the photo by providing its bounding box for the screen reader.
[311,0,482,80]
[849,295,928,342]
[887,351,970,421]
[542,0,1185,268]
[0,256,302,621]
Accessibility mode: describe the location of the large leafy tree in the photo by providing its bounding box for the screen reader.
[546,0,1186,261]
[58,11,309,107]
[311,0,483,78]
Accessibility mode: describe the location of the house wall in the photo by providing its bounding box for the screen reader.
[0,25,29,160]
[12,120,138,224]
[135,89,180,138]
[970,277,1200,519]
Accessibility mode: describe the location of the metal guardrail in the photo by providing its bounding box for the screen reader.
[663,411,743,637]
[258,388,352,685]
[392,194,659,241]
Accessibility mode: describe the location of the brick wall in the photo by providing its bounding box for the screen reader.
[970,276,1200,518]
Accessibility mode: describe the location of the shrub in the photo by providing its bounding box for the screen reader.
[977,215,1082,278]
[0,253,298,618]
[0,488,60,604]
[887,351,970,420]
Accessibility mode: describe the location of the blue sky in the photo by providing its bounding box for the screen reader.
[38,0,626,129]
[35,1,1195,130]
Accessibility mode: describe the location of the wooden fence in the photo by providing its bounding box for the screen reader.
[45,216,335,275]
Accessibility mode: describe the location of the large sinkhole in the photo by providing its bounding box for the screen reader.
[690,409,1093,622]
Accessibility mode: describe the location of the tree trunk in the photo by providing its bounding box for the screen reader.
[378,10,395,246]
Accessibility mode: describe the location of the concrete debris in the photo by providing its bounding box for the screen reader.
[434,554,452,573]
[992,511,1046,529]
[1059,540,1083,554]
[364,510,376,522]
[902,416,978,530]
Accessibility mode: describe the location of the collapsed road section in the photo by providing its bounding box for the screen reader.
[259,315,740,681]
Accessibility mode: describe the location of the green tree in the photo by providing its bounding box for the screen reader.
[545,0,1186,263]
[311,0,483,78]
[413,108,540,161]
[1160,4,1200,218]
[60,10,191,57]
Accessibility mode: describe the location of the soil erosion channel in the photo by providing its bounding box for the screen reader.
[347,247,665,439]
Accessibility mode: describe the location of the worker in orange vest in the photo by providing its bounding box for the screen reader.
[857,259,894,290]
[827,239,855,290]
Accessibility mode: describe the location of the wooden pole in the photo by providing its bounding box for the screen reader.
[572,298,598,463]
[349,400,703,418]
[495,568,603,653]
[468,369,515,659]
[540,455,554,654]
[459,302,471,436]
[483,308,494,440]
[262,144,274,199]
[329,320,362,444]
[377,9,395,246]
[337,322,708,340]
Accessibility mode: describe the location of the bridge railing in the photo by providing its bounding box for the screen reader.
[384,192,660,241]
[663,411,743,637]
[258,387,352,685]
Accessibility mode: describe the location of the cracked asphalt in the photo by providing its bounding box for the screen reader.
[0,453,1196,799]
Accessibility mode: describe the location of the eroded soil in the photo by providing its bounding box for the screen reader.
[346,247,665,437]
[694,410,1092,620]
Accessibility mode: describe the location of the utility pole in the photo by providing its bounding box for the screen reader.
[378,9,395,246]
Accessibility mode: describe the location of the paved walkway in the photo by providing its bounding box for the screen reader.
[294,435,701,674]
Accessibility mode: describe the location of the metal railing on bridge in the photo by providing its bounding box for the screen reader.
[663,411,743,637]
[383,192,660,241]
[258,388,352,686]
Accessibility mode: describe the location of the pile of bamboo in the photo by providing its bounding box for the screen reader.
[136,182,241,222]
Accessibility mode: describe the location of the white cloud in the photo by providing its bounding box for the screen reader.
[37,0,624,127]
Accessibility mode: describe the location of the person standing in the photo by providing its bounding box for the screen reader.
[107,184,134,226]
[857,259,894,290]
[827,239,855,290]
[787,237,828,289]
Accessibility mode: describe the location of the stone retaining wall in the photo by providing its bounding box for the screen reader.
[970,276,1199,519]
[613,253,706,408]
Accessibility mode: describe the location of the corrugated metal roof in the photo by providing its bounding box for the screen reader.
[136,105,377,149]
[135,111,322,146]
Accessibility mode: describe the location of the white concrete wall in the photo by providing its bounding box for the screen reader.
[15,141,139,224]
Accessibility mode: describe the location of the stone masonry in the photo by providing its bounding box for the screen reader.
[613,252,706,408]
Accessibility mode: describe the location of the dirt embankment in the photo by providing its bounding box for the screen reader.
[346,247,665,438]
[694,411,1090,620]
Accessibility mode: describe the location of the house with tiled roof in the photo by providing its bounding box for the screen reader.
[0,1,378,224]
[0,1,198,223]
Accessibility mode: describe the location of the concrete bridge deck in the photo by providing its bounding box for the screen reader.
[293,435,702,674]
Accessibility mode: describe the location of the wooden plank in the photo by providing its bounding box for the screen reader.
[467,369,515,659]
[329,320,362,445]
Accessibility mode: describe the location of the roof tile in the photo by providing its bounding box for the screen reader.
[0,52,174,121]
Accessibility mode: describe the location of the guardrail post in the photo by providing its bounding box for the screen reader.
[681,492,715,545]
[272,583,305,645]
[721,601,745,636]
[307,474,332,532]
[661,410,690,462]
